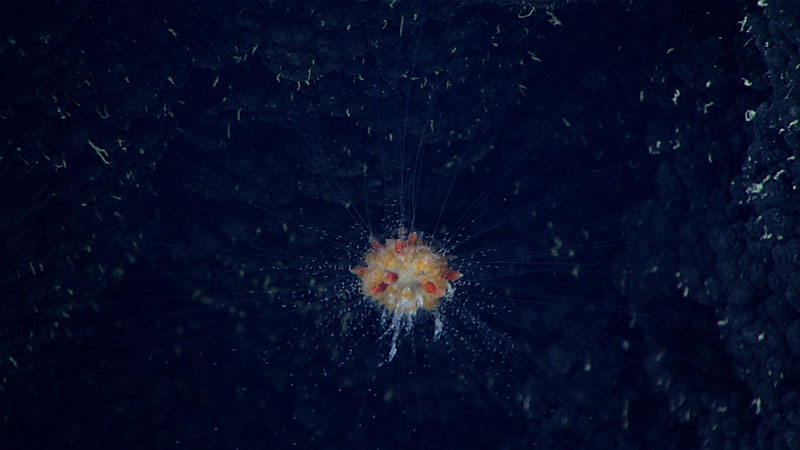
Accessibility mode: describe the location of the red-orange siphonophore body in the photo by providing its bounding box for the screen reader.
[351,231,462,315]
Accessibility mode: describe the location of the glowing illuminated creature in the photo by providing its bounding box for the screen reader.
[351,230,461,315]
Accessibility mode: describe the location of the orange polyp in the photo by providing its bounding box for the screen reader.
[371,282,388,295]
[384,272,399,284]
[423,281,445,297]
[351,266,368,276]
[442,269,462,281]
[351,230,461,315]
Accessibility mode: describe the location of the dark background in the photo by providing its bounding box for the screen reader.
[1,1,799,449]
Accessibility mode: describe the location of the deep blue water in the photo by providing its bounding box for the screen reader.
[3,1,798,449]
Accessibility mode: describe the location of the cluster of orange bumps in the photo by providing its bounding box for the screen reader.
[350,231,462,314]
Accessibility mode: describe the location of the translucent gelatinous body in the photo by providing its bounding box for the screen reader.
[351,231,461,315]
